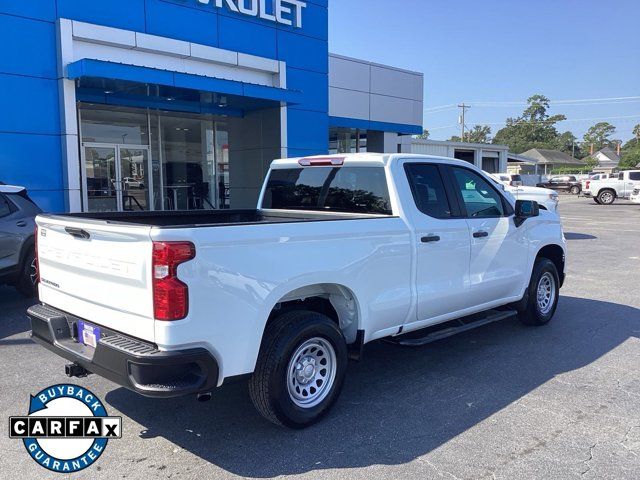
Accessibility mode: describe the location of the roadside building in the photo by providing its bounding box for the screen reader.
[519,149,586,175]
[589,147,620,174]
[0,2,423,213]
[411,140,508,173]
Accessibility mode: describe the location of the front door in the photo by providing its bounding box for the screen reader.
[83,144,151,212]
[448,166,529,306]
[403,163,472,324]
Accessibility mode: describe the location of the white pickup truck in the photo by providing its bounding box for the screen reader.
[489,174,560,212]
[584,170,640,205]
[29,154,566,428]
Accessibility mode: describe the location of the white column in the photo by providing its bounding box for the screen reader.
[57,19,82,212]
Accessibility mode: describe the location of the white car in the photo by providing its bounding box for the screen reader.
[489,174,559,212]
[29,154,566,428]
[630,187,640,204]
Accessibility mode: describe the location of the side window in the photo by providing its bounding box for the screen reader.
[619,172,625,180]
[629,172,640,181]
[0,194,13,218]
[451,167,506,218]
[405,164,452,218]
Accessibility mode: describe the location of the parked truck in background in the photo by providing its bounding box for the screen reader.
[584,170,640,205]
[489,174,560,212]
[28,154,567,428]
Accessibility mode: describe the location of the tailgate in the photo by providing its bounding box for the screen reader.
[36,215,155,342]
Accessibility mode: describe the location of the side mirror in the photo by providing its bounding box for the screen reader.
[514,200,539,227]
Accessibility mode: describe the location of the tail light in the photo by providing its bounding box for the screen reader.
[34,225,40,286]
[585,181,590,189]
[152,241,195,321]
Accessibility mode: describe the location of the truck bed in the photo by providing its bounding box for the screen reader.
[45,209,385,228]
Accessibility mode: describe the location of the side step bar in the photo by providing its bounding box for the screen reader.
[389,309,518,347]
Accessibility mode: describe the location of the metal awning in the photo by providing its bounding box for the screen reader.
[67,59,303,116]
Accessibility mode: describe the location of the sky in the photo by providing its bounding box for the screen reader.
[329,0,640,143]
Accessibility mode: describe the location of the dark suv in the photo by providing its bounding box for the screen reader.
[0,185,41,296]
[537,175,582,194]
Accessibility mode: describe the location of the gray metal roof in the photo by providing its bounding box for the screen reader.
[520,149,586,165]
[594,147,621,167]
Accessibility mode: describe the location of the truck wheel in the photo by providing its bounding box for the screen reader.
[16,250,38,298]
[249,310,348,428]
[597,190,615,205]
[517,258,560,326]
[593,197,601,204]
[570,186,580,195]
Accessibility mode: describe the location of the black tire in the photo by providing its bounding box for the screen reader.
[570,186,580,195]
[597,189,616,205]
[517,257,560,326]
[593,197,601,204]
[16,250,38,298]
[248,310,348,428]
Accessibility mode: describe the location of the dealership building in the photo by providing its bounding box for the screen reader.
[0,1,423,213]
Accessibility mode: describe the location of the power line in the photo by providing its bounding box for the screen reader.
[424,95,640,114]
[426,114,640,133]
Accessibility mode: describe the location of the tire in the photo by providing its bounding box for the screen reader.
[570,186,580,195]
[517,257,560,326]
[248,310,348,428]
[597,190,616,205]
[16,249,38,298]
[593,197,601,204]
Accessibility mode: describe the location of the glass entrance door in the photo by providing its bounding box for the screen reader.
[85,146,118,212]
[83,144,151,212]
[119,147,150,211]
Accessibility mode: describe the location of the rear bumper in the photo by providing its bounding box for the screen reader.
[28,304,219,398]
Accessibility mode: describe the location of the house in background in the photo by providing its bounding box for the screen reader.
[589,147,620,174]
[518,149,586,175]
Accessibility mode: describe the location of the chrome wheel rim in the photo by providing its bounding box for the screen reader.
[286,337,337,409]
[29,258,38,285]
[601,192,613,204]
[536,272,556,315]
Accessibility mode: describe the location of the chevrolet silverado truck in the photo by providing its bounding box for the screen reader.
[28,154,566,428]
[489,174,560,212]
[584,170,640,205]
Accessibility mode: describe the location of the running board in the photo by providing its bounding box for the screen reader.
[389,309,518,347]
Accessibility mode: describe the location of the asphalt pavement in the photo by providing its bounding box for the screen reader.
[1,194,639,479]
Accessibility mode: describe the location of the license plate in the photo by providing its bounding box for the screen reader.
[77,321,101,349]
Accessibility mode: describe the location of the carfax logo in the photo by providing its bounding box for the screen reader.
[9,384,121,473]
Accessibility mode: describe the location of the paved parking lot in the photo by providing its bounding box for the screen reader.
[1,195,639,479]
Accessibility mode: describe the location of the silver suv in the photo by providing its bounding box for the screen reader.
[0,184,41,296]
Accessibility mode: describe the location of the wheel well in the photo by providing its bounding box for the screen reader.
[536,245,565,286]
[598,188,617,197]
[267,284,359,344]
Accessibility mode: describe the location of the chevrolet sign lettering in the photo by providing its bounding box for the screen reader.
[196,0,306,28]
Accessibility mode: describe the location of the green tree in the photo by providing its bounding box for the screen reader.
[620,137,640,169]
[633,124,640,142]
[450,125,492,144]
[555,131,584,158]
[492,94,567,153]
[414,129,430,140]
[583,122,616,151]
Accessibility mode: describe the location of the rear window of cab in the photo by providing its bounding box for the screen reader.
[262,167,392,215]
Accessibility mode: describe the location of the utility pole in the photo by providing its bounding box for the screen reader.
[458,103,470,142]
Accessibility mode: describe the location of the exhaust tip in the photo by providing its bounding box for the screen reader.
[197,392,212,403]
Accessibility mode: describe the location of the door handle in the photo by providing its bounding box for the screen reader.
[421,235,441,243]
[16,221,27,227]
[65,227,91,240]
[473,231,489,239]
